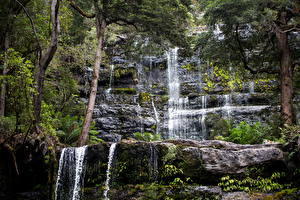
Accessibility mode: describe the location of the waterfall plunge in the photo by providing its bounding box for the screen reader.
[55,146,87,200]
[103,143,117,200]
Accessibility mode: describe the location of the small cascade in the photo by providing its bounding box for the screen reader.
[103,143,117,200]
[200,96,207,137]
[249,81,255,93]
[55,146,87,200]
[149,143,158,181]
[152,99,160,134]
[106,65,115,94]
[137,102,144,133]
[167,48,180,107]
[223,94,232,117]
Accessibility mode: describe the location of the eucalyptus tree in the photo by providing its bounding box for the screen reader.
[68,0,192,146]
[198,0,300,125]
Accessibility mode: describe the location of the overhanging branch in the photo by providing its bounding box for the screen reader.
[67,0,95,18]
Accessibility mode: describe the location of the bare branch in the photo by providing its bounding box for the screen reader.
[67,0,95,18]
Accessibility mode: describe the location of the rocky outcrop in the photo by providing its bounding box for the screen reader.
[83,140,285,189]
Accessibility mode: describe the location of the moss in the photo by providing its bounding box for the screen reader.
[139,92,151,104]
[114,67,137,80]
[112,87,137,95]
[181,63,197,71]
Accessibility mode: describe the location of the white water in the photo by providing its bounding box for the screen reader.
[72,147,87,200]
[55,146,87,200]
[249,81,255,93]
[167,48,208,140]
[224,94,232,117]
[55,148,66,200]
[103,143,117,200]
[201,96,207,137]
[106,65,115,94]
[152,99,160,134]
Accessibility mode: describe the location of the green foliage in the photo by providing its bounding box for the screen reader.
[0,116,16,138]
[114,67,137,80]
[139,92,151,104]
[218,172,288,193]
[280,124,300,143]
[1,49,35,132]
[133,132,161,142]
[181,63,196,71]
[56,115,102,145]
[224,121,271,144]
[112,88,137,95]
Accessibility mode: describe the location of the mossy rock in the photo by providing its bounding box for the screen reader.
[112,88,137,95]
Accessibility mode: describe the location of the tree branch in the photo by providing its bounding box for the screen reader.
[234,25,279,74]
[14,0,42,53]
[39,0,60,70]
[67,0,95,18]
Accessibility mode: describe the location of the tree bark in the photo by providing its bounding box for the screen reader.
[275,11,294,125]
[0,31,9,117]
[77,16,106,146]
[33,0,60,126]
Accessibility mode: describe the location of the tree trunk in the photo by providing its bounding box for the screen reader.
[33,0,59,126]
[77,16,106,146]
[0,31,9,117]
[275,11,294,125]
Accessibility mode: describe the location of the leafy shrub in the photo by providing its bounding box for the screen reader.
[133,132,161,142]
[280,124,300,143]
[218,172,288,193]
[56,115,102,145]
[225,121,270,144]
[0,116,16,138]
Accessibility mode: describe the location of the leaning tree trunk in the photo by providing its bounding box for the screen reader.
[33,0,59,126]
[275,11,294,125]
[77,16,106,146]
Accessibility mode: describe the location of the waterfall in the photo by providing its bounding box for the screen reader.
[103,143,117,200]
[55,146,87,200]
[224,94,232,117]
[167,48,205,140]
[106,65,115,94]
[167,48,180,106]
[152,99,160,134]
[249,81,255,93]
[149,143,158,181]
[201,96,207,137]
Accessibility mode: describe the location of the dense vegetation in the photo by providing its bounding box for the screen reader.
[0,0,300,199]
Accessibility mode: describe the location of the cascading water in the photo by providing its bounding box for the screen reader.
[249,81,255,93]
[223,94,232,117]
[106,65,115,94]
[55,146,87,200]
[167,48,206,140]
[149,143,158,181]
[201,96,207,137]
[103,143,117,200]
[152,99,160,134]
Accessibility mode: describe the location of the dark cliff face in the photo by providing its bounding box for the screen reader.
[0,139,51,200]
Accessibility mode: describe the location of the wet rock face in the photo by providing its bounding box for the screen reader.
[83,140,285,189]
[90,54,281,140]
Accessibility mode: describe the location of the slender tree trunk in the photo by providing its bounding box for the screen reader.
[33,0,59,126]
[275,11,294,125]
[77,16,106,146]
[0,31,9,117]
